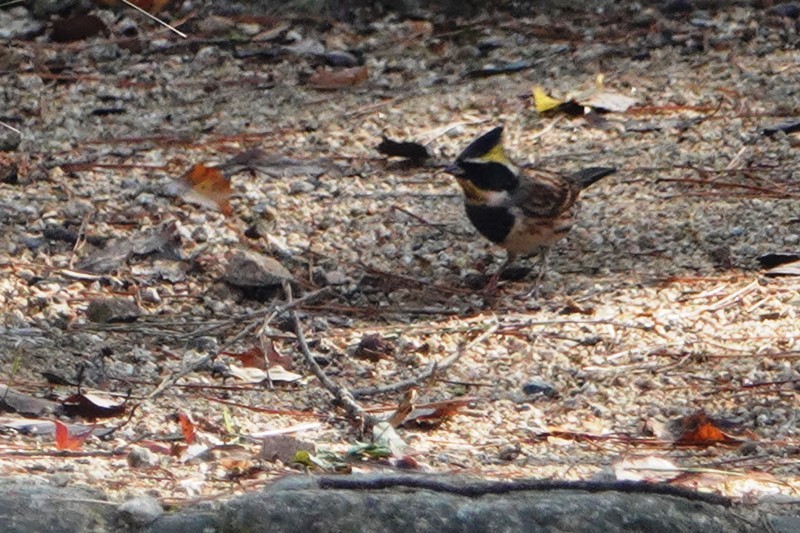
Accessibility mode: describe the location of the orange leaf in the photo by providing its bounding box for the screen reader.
[400,398,471,429]
[225,346,267,369]
[53,420,92,451]
[177,412,197,444]
[674,412,747,447]
[179,163,232,215]
[308,66,368,90]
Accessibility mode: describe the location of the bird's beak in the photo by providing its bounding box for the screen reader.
[444,162,463,176]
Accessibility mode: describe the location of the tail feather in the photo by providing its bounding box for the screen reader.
[567,167,616,189]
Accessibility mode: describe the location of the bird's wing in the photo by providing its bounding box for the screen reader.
[511,173,576,218]
[565,166,616,189]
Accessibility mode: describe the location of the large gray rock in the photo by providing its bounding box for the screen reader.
[2,474,795,533]
[0,477,114,533]
[209,475,757,533]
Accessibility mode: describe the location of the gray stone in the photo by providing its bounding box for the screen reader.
[0,474,795,533]
[31,0,76,18]
[216,475,759,533]
[142,510,219,533]
[0,7,45,39]
[223,250,293,288]
[770,515,800,533]
[117,495,163,527]
[260,435,317,463]
[0,384,59,416]
[0,477,113,533]
[127,445,160,469]
[86,298,141,324]
[0,130,21,152]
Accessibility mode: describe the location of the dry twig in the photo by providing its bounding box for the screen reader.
[284,282,378,431]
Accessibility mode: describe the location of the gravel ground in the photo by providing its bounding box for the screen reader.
[1,1,799,507]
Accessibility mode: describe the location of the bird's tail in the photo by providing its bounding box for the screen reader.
[567,167,617,189]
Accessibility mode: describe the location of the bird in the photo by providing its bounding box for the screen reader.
[445,125,616,293]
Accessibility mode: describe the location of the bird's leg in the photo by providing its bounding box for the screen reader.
[523,247,550,298]
[535,247,550,286]
[484,251,516,295]
[500,251,517,280]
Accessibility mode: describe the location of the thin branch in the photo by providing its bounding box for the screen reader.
[285,282,378,430]
[0,120,22,135]
[120,0,187,38]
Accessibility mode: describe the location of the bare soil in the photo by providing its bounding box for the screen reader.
[1,1,798,509]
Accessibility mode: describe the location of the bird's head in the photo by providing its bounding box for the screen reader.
[445,126,519,201]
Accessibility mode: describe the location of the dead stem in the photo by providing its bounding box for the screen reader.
[284,281,378,432]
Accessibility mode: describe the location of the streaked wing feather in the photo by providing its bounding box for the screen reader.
[511,174,574,218]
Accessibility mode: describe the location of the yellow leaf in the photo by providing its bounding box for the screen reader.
[532,86,563,113]
[292,450,314,466]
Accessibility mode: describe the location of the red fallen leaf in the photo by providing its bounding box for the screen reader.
[61,392,127,419]
[308,65,368,90]
[674,411,751,447]
[223,346,267,369]
[178,163,232,216]
[222,339,293,370]
[53,420,93,451]
[400,398,472,429]
[170,442,187,457]
[177,412,197,444]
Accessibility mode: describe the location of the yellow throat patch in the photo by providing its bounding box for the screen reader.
[456,178,487,201]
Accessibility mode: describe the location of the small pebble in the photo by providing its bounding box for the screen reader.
[522,380,557,398]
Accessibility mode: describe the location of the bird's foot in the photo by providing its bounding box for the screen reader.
[482,271,501,297]
[499,265,531,281]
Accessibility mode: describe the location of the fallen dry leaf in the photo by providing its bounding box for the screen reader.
[223,340,293,370]
[177,163,233,216]
[400,398,471,429]
[613,456,680,483]
[674,412,752,447]
[53,420,93,451]
[177,412,197,444]
[61,392,127,420]
[227,364,302,384]
[308,66,368,89]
